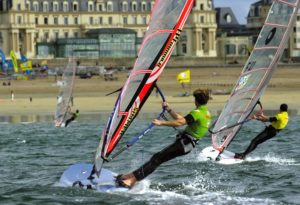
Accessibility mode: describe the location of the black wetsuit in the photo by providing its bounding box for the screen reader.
[65,113,77,127]
[132,132,196,181]
[241,125,278,156]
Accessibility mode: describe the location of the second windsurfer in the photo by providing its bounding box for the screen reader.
[234,103,289,159]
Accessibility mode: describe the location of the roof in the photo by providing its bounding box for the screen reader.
[215,7,240,27]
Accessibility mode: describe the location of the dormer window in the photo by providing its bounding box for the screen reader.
[33,2,38,11]
[63,2,69,12]
[224,13,232,23]
[43,2,49,12]
[132,1,137,11]
[141,2,147,11]
[122,1,128,12]
[107,1,113,11]
[73,2,79,11]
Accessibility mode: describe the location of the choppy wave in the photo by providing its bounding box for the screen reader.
[0,116,299,204]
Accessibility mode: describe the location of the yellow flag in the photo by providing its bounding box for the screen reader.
[10,50,18,73]
[20,60,32,71]
[177,69,190,83]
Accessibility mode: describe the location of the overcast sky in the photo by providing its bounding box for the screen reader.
[213,0,260,24]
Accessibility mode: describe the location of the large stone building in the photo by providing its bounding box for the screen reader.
[0,0,217,59]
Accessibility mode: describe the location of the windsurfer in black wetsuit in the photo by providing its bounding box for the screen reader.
[65,109,80,127]
[234,104,289,159]
[115,89,212,188]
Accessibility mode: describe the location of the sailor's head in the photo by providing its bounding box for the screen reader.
[280,104,288,112]
[193,89,209,105]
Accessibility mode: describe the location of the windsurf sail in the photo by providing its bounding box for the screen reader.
[10,50,18,73]
[93,0,195,174]
[210,0,300,152]
[54,58,76,127]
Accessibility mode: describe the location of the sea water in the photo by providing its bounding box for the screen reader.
[0,115,299,205]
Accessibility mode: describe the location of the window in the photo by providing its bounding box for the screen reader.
[238,44,247,55]
[200,4,204,10]
[17,16,22,24]
[64,16,68,24]
[33,3,38,11]
[225,14,232,23]
[44,17,48,24]
[108,17,112,24]
[225,44,236,55]
[54,16,58,24]
[98,4,103,11]
[44,32,49,40]
[53,3,59,12]
[107,2,113,11]
[17,4,21,11]
[73,3,78,11]
[35,17,39,24]
[132,16,137,24]
[142,16,147,24]
[142,2,147,11]
[74,32,79,38]
[122,2,128,12]
[64,32,68,38]
[89,17,93,24]
[200,16,204,23]
[63,2,69,12]
[55,31,59,39]
[123,17,128,24]
[132,2,137,11]
[74,16,78,24]
[89,4,93,11]
[43,2,49,12]
[26,2,30,10]
[99,17,103,24]
[182,43,187,54]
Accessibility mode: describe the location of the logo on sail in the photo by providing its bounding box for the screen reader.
[235,75,250,91]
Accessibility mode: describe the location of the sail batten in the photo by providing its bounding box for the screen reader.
[211,0,300,150]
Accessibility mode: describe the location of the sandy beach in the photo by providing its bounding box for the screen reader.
[1,66,300,119]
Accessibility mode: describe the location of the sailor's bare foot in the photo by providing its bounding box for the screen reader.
[116,173,137,188]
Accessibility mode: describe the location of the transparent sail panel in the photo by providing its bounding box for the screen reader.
[120,33,169,112]
[147,0,186,33]
[266,2,294,25]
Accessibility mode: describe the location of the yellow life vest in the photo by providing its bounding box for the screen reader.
[271,111,288,130]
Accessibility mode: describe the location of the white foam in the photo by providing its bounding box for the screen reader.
[246,153,296,165]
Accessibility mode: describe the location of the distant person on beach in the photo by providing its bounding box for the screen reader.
[11,90,14,101]
[115,89,211,188]
[234,104,289,159]
[65,109,79,127]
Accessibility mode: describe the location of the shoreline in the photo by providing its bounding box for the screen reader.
[1,66,300,122]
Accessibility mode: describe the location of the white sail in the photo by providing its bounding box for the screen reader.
[54,58,76,127]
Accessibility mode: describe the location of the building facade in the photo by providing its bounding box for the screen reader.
[215,7,250,62]
[0,0,217,59]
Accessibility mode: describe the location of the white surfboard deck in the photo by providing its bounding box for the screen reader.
[59,163,128,192]
[201,146,244,164]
